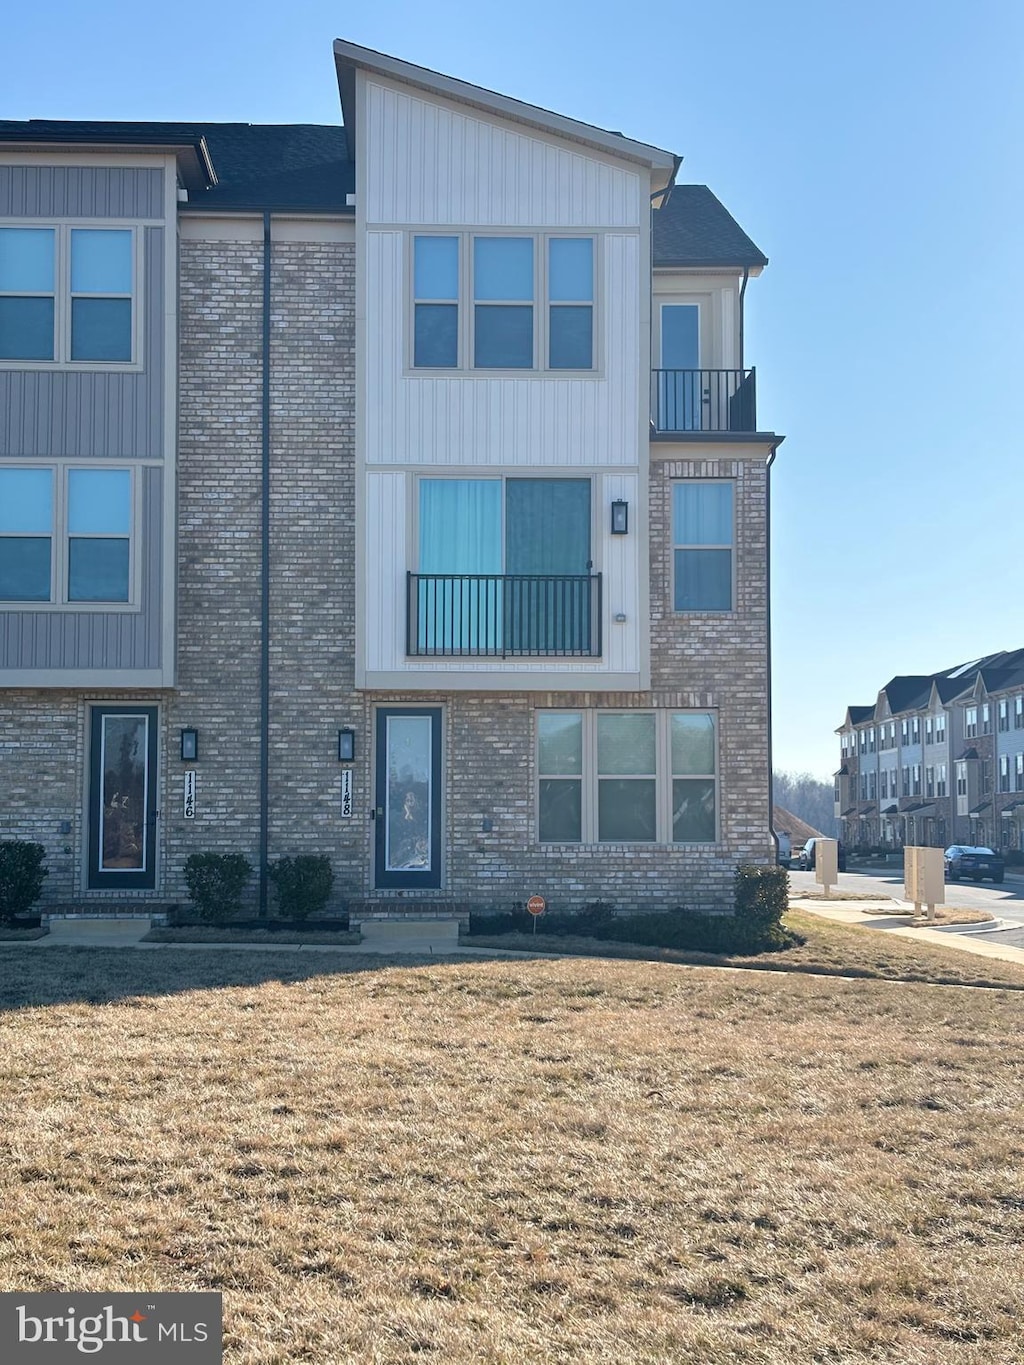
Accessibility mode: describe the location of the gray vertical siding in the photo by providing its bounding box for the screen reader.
[0,226,165,457]
[0,466,163,671]
[0,165,163,218]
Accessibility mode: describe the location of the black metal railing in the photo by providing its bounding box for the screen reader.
[406,573,602,658]
[651,368,756,433]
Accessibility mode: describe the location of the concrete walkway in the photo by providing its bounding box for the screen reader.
[790,897,1024,968]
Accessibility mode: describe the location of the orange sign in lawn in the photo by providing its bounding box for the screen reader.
[526,895,546,916]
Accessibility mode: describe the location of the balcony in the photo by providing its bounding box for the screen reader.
[651,368,756,434]
[407,573,602,658]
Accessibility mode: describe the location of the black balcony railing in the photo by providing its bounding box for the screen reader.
[407,573,602,658]
[652,368,756,433]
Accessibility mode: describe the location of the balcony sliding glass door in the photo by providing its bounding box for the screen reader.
[414,477,595,657]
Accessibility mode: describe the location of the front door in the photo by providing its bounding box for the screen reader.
[374,707,442,889]
[87,706,158,890]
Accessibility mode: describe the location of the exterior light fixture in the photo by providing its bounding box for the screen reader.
[337,728,356,762]
[611,499,629,535]
[180,728,199,761]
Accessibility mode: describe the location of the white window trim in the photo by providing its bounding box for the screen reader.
[0,459,141,611]
[670,478,736,615]
[535,708,720,846]
[407,229,600,377]
[0,220,143,372]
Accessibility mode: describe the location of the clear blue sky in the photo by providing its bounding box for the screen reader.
[5,1,1021,780]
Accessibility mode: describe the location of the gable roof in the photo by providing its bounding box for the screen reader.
[333,39,678,176]
[773,805,824,845]
[0,120,354,213]
[653,186,767,269]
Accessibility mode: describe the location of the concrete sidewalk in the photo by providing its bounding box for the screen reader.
[790,897,1024,968]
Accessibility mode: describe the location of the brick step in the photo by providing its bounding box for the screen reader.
[43,902,177,921]
[347,899,469,922]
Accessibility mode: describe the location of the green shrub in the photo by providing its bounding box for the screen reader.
[183,852,252,922]
[0,841,48,922]
[734,864,788,926]
[268,854,334,921]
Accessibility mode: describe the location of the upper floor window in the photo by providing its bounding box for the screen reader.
[925,717,933,745]
[1016,696,1024,729]
[998,699,1010,732]
[982,702,991,734]
[672,482,733,611]
[0,464,133,605]
[412,232,595,373]
[900,719,909,746]
[935,714,946,742]
[868,727,876,752]
[965,706,978,739]
[0,226,135,366]
[911,717,920,744]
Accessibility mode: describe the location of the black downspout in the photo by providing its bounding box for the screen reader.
[259,211,271,916]
[739,266,749,370]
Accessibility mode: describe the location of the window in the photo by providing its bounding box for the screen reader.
[982,703,991,735]
[956,762,968,798]
[965,706,978,739]
[936,764,947,797]
[902,766,910,797]
[868,727,876,752]
[998,699,1010,732]
[981,760,991,796]
[672,482,733,611]
[935,714,946,743]
[537,710,717,844]
[0,225,135,365]
[1016,754,1024,792]
[926,766,935,798]
[925,717,933,745]
[859,730,867,755]
[880,771,888,800]
[415,476,593,655]
[0,465,132,605]
[911,718,920,744]
[868,770,877,799]
[999,756,1010,793]
[912,764,921,796]
[900,720,909,747]
[1015,697,1024,730]
[413,236,458,368]
[411,232,595,372]
[860,773,868,800]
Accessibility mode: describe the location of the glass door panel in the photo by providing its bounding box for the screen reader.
[505,478,591,653]
[659,303,700,431]
[375,708,442,889]
[88,706,158,890]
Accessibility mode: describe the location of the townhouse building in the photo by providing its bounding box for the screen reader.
[836,649,1024,854]
[0,41,781,917]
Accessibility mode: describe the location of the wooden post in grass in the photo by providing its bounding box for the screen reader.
[905,846,944,922]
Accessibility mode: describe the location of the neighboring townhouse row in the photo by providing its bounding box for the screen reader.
[0,41,782,916]
[835,649,1024,853]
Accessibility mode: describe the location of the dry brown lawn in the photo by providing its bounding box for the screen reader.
[1,945,1022,1363]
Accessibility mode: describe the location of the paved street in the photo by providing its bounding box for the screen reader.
[788,863,1024,949]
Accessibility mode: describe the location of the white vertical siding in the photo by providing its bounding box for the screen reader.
[365,81,643,228]
[365,231,640,466]
[365,471,407,673]
[600,473,640,675]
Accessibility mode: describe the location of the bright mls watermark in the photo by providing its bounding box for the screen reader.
[0,1293,221,1361]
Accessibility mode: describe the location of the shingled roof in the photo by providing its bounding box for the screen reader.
[653,185,768,269]
[0,120,763,261]
[0,121,354,213]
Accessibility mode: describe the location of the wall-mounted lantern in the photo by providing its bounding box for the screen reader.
[337,728,356,762]
[611,499,629,535]
[180,728,199,761]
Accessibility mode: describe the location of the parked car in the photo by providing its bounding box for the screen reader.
[798,838,847,872]
[943,846,1004,883]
